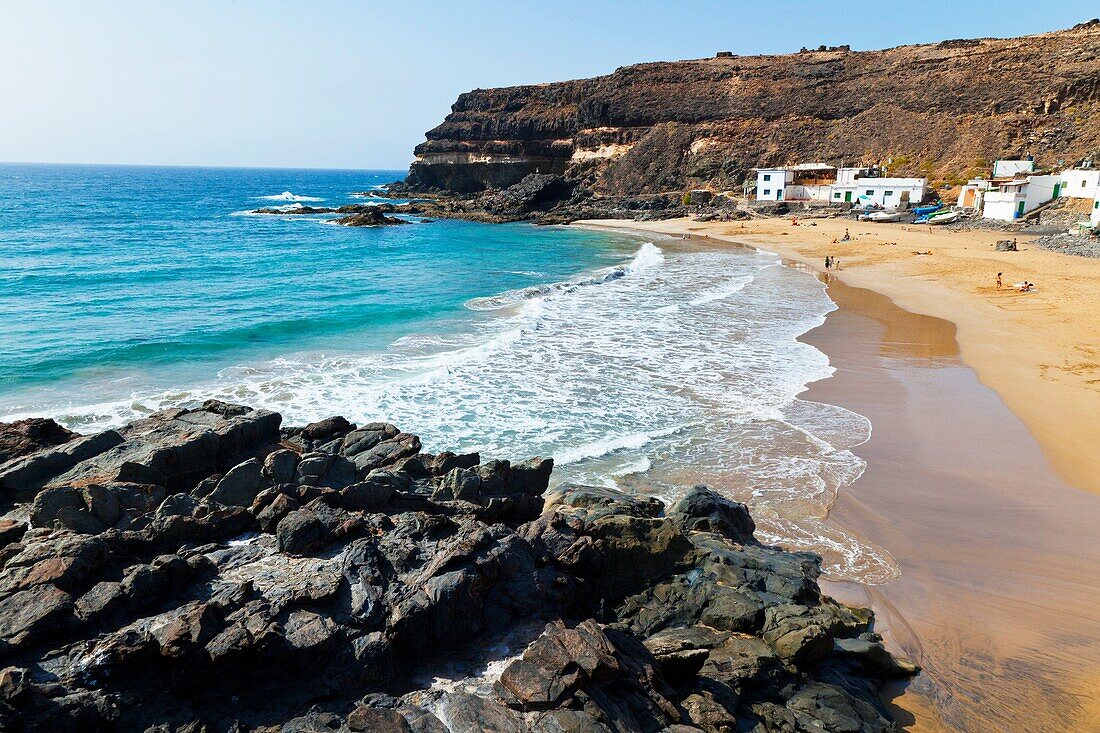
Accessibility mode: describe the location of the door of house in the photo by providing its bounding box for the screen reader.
[844,191,852,202]
[777,188,783,200]
[1053,183,1061,198]
[1016,201,1026,218]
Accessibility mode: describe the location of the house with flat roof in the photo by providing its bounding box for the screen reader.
[835,166,873,185]
[753,168,793,201]
[829,177,928,208]
[982,175,1061,220]
[957,178,994,210]
[753,164,836,202]
[1059,167,1100,200]
[992,159,1035,178]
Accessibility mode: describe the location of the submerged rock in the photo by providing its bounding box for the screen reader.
[331,208,409,227]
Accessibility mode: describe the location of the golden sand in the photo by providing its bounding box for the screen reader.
[581,217,1100,496]
[578,218,1100,731]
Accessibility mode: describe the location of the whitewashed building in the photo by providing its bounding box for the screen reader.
[992,159,1036,178]
[956,178,993,210]
[1059,167,1100,200]
[836,166,873,185]
[829,177,928,208]
[754,168,793,201]
[982,175,1061,220]
[781,164,837,201]
[753,164,838,202]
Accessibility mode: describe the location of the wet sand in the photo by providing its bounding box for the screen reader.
[803,277,1100,731]
[579,217,1100,497]
[580,221,1100,731]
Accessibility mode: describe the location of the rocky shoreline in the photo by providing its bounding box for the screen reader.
[0,403,916,732]
[251,203,413,227]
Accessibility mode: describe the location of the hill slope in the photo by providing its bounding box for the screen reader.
[406,20,1100,195]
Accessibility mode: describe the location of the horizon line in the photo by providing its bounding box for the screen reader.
[0,160,412,173]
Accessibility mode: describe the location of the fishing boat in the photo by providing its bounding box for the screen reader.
[913,203,943,217]
[858,211,903,222]
[925,209,961,225]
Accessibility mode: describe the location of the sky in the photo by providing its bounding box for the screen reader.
[1,1,1096,170]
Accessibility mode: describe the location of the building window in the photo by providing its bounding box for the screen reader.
[763,190,771,196]
[866,190,874,196]
[885,190,894,196]
[763,174,771,181]
[1083,180,1088,187]
[834,192,841,199]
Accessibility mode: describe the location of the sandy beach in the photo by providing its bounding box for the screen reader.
[580,218,1100,732]
[581,217,1100,496]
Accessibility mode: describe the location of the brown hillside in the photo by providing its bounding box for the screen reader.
[406,20,1100,194]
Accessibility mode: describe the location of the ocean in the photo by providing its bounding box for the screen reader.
[0,163,892,581]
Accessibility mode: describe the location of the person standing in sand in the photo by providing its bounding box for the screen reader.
[997,272,1003,289]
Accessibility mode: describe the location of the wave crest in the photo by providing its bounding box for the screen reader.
[258,191,323,202]
[465,242,663,311]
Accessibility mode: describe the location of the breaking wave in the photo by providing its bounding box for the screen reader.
[465,242,663,311]
[4,239,894,583]
[257,191,323,202]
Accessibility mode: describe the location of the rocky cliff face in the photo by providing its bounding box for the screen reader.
[407,20,1100,195]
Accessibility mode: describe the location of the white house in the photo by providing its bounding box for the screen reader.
[836,166,873,185]
[992,159,1035,178]
[829,177,928,208]
[781,164,837,201]
[1091,190,1100,228]
[754,168,793,201]
[982,174,1061,220]
[753,164,837,202]
[956,178,994,210]
[1059,167,1100,200]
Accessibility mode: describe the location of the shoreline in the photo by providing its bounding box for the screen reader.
[578,217,1100,496]
[578,218,1100,731]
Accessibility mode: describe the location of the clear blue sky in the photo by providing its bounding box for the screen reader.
[2,1,1095,170]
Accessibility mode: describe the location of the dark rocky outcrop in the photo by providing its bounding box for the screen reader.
[0,404,914,731]
[331,208,409,227]
[0,419,77,464]
[400,23,1100,222]
[252,203,424,217]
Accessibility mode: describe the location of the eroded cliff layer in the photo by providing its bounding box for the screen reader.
[407,21,1100,194]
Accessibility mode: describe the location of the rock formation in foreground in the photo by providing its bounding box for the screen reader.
[405,21,1100,198]
[0,403,916,731]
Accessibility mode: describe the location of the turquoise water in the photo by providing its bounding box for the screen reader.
[0,163,893,582]
[0,164,639,411]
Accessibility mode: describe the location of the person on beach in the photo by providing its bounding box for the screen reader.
[834,259,842,270]
[841,229,851,242]
[997,272,1003,289]
[825,256,831,269]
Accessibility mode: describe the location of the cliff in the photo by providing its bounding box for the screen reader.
[406,20,1100,195]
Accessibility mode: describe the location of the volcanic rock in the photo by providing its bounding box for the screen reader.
[0,405,913,731]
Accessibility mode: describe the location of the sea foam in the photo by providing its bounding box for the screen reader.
[258,191,324,202]
[4,239,893,583]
